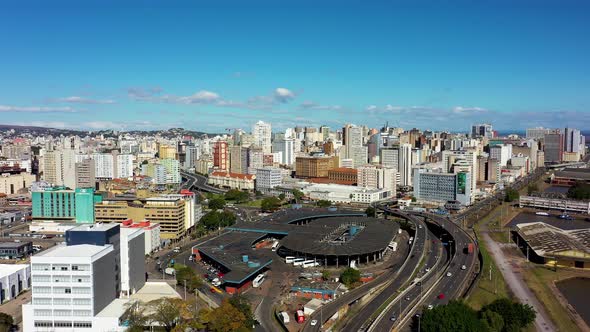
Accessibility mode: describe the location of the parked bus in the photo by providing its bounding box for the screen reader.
[292,258,306,266]
[271,241,280,252]
[285,256,296,263]
[302,260,319,268]
[296,310,305,323]
[253,274,265,288]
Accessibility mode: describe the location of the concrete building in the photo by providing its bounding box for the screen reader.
[252,120,272,154]
[160,158,181,184]
[119,227,146,296]
[255,167,283,191]
[0,172,35,195]
[141,163,167,185]
[184,145,200,169]
[158,145,177,160]
[272,138,295,166]
[398,144,413,187]
[247,147,264,174]
[32,187,99,223]
[327,168,358,184]
[544,132,564,163]
[229,145,247,174]
[442,150,478,192]
[75,159,96,189]
[213,141,229,171]
[22,244,117,331]
[0,264,30,303]
[413,168,472,206]
[43,149,76,188]
[0,241,33,259]
[471,123,493,138]
[564,127,582,155]
[295,156,339,178]
[357,165,397,193]
[121,220,161,255]
[490,144,512,167]
[526,127,558,140]
[208,171,255,190]
[301,183,394,204]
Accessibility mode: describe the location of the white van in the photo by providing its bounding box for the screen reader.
[285,256,296,263]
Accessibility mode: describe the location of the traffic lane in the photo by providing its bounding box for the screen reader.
[374,241,449,331]
[303,219,428,332]
[340,224,432,332]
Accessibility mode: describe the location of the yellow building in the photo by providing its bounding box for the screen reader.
[295,156,339,178]
[158,144,177,160]
[94,196,186,240]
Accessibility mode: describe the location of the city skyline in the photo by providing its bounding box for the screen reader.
[1,1,589,131]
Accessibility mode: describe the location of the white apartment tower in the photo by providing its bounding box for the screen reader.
[252,120,272,154]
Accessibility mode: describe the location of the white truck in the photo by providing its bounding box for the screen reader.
[164,267,176,276]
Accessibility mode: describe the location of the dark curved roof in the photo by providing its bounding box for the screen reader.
[280,217,398,256]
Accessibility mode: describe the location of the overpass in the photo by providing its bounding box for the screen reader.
[180,170,227,194]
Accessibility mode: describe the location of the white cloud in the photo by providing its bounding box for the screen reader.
[127,87,163,100]
[300,101,342,110]
[452,106,488,114]
[0,105,77,113]
[274,88,296,103]
[176,90,220,104]
[56,96,116,104]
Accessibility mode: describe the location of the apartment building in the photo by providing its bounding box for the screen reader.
[295,156,339,178]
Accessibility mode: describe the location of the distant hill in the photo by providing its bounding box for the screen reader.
[0,124,223,138]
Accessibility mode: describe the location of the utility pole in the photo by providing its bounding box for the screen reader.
[184,279,187,300]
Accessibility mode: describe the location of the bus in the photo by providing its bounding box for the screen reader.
[296,310,305,324]
[293,258,306,266]
[271,241,280,252]
[408,237,414,245]
[302,260,319,268]
[285,256,296,263]
[253,274,265,288]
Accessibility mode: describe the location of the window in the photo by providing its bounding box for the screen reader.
[72,287,90,294]
[73,322,92,328]
[33,287,51,294]
[73,310,91,317]
[73,298,91,305]
[54,276,70,283]
[53,298,71,305]
[53,309,71,317]
[32,275,51,283]
[33,298,52,305]
[33,309,52,317]
[34,321,53,327]
[65,288,71,294]
[54,322,73,328]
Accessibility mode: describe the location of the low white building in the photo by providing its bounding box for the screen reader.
[302,183,394,204]
[121,220,161,255]
[0,264,30,303]
[255,167,283,191]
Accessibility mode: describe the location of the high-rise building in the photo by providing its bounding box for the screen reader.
[75,159,96,189]
[184,145,200,169]
[526,127,558,140]
[158,144,177,160]
[160,159,181,184]
[471,124,493,138]
[141,163,167,184]
[272,138,295,166]
[489,144,512,167]
[380,148,399,170]
[342,124,365,167]
[32,187,99,224]
[78,152,133,180]
[229,145,247,174]
[441,150,478,192]
[544,132,564,163]
[413,168,472,206]
[398,144,413,187]
[357,165,397,193]
[295,156,339,178]
[213,141,229,171]
[247,147,264,174]
[43,150,76,188]
[255,167,283,191]
[564,127,582,153]
[252,120,272,154]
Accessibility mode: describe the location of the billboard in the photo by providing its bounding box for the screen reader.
[457,172,467,195]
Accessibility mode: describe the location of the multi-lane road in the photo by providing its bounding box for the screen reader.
[180,170,227,194]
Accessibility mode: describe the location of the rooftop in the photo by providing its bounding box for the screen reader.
[38,244,113,258]
[515,222,590,260]
[554,168,590,181]
[0,241,31,248]
[69,223,119,232]
[0,264,29,278]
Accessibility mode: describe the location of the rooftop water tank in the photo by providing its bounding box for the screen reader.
[350,226,358,236]
[242,255,249,263]
[248,261,260,268]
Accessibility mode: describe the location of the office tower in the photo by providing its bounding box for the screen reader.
[229,145,245,173]
[141,163,167,184]
[320,125,330,141]
[489,144,512,167]
[295,156,339,178]
[143,197,186,240]
[343,124,364,167]
[213,141,229,171]
[252,120,272,153]
[544,132,564,162]
[476,156,487,182]
[82,152,133,180]
[185,145,200,169]
[349,146,368,168]
[161,191,200,232]
[471,124,493,138]
[43,150,76,188]
[398,144,413,186]
[380,148,399,170]
[255,167,283,191]
[158,144,177,160]
[564,127,581,153]
[247,147,264,174]
[413,169,472,206]
[487,159,501,183]
[272,137,295,166]
[323,141,334,155]
[32,187,98,224]
[357,165,397,192]
[526,127,557,139]
[115,153,134,179]
[75,158,96,189]
[441,150,478,192]
[160,159,181,184]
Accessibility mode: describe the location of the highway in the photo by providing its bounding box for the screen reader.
[374,211,478,332]
[180,170,227,194]
[301,210,428,332]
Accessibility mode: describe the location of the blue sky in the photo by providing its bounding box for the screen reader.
[0,0,589,132]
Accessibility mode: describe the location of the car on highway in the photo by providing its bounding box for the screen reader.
[425,267,430,272]
[173,247,181,253]
[437,293,445,299]
[461,265,466,270]
[156,260,161,265]
[446,272,452,277]
[405,296,411,301]
[427,304,434,310]
[310,320,318,326]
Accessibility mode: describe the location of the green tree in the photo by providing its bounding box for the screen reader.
[316,200,332,207]
[526,183,539,195]
[365,206,376,217]
[146,298,184,332]
[421,300,484,332]
[504,188,519,202]
[480,309,505,332]
[278,193,286,201]
[411,196,417,202]
[340,267,361,287]
[219,210,237,227]
[175,265,203,290]
[208,300,252,332]
[321,270,331,281]
[208,197,226,210]
[225,189,249,203]
[292,189,304,203]
[121,301,148,332]
[482,298,536,332]
[201,211,221,230]
[228,295,256,329]
[567,181,590,200]
[260,197,281,212]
